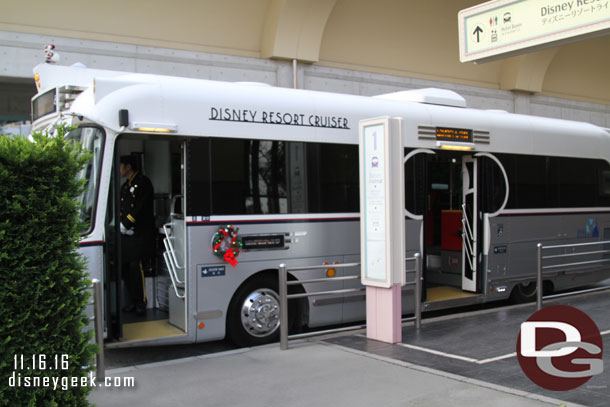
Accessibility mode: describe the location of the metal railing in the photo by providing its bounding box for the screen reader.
[90,279,105,380]
[279,253,421,350]
[161,194,186,298]
[536,241,610,310]
[403,254,422,330]
[461,203,476,271]
[162,223,185,299]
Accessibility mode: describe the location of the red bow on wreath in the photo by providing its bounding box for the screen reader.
[223,248,239,267]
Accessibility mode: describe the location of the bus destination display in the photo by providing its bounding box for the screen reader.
[436,127,472,142]
[242,234,285,250]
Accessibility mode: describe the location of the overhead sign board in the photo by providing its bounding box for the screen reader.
[459,0,610,63]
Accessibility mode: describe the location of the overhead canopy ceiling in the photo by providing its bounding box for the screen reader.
[1,0,608,104]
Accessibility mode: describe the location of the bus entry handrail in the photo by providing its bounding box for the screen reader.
[279,253,421,350]
[162,221,186,299]
[162,238,185,285]
[536,240,610,310]
[162,223,185,271]
[163,252,186,299]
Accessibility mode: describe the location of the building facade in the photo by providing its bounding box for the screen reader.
[1,0,609,126]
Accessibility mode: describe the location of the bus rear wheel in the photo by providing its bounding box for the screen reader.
[510,281,537,303]
[227,276,282,347]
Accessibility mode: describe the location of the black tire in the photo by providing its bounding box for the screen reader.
[227,275,283,347]
[510,281,537,303]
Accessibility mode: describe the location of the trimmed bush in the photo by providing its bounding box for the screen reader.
[0,126,96,407]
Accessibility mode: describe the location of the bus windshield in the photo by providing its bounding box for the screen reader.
[68,126,105,234]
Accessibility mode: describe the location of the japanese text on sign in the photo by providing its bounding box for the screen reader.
[459,0,610,62]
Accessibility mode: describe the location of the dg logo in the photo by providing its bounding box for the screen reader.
[516,305,603,391]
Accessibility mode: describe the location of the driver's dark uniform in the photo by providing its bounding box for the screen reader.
[120,170,154,314]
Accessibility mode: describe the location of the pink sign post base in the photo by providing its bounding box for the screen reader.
[366,284,402,343]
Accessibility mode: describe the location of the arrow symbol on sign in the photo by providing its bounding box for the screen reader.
[473,26,483,42]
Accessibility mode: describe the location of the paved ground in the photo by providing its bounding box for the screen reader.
[90,290,610,407]
[104,339,236,369]
[89,340,578,407]
[327,292,610,407]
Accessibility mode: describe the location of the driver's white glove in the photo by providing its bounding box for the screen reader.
[120,222,135,236]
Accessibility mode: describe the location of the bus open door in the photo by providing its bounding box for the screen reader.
[461,153,509,294]
[461,155,477,292]
[406,149,508,306]
[105,137,189,345]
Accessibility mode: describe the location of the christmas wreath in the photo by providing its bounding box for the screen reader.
[212,225,243,267]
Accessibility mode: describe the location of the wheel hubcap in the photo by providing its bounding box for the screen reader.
[240,288,280,337]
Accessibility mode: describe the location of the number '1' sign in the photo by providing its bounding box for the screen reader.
[359,117,406,288]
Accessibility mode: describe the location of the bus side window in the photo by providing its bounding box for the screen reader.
[479,156,506,214]
[500,154,610,209]
[305,143,359,213]
[186,138,211,216]
[600,170,610,197]
[203,138,359,216]
[209,138,288,215]
[404,151,427,217]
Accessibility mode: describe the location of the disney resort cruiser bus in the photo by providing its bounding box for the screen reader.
[30,62,610,347]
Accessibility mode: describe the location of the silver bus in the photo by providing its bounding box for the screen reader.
[31,63,610,347]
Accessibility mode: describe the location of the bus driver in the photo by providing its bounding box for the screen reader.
[119,155,155,315]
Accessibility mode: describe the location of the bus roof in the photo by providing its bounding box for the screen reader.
[33,63,610,161]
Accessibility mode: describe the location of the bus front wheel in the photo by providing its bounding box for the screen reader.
[227,276,282,347]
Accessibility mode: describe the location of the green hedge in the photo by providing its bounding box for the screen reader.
[0,127,96,406]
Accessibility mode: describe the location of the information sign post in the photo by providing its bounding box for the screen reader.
[359,117,405,343]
